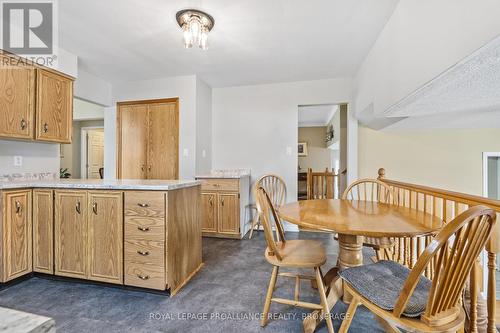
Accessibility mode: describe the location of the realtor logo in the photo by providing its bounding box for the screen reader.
[1,0,55,54]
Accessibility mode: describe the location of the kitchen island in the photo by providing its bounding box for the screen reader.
[0,179,202,295]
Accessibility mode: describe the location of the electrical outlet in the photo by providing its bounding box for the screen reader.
[13,156,22,166]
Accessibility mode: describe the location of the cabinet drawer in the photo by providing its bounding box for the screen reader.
[125,238,164,265]
[125,191,165,217]
[124,262,165,290]
[200,179,239,192]
[125,216,165,241]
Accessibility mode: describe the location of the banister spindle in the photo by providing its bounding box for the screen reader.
[487,251,496,333]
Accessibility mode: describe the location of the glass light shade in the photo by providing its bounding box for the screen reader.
[182,24,192,48]
[189,18,201,44]
[200,27,208,50]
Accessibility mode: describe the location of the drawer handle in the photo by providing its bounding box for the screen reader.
[137,226,150,232]
[92,202,98,215]
[137,203,150,208]
[15,201,22,214]
[221,198,224,206]
[43,123,49,133]
[76,201,81,214]
[137,274,150,280]
[137,250,150,256]
[20,119,27,130]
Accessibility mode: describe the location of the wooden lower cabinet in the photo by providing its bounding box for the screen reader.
[54,190,123,283]
[33,189,53,274]
[197,177,249,239]
[87,191,123,284]
[54,190,87,279]
[218,193,240,234]
[0,190,32,282]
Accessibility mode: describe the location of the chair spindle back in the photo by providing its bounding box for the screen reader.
[255,187,286,261]
[342,179,394,203]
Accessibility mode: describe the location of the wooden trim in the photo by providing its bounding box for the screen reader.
[117,97,179,106]
[170,262,204,296]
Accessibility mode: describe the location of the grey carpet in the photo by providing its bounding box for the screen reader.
[0,232,384,332]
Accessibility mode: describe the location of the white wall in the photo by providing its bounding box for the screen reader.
[355,0,500,117]
[212,78,354,205]
[107,75,198,179]
[0,141,59,176]
[73,98,105,120]
[74,69,113,106]
[195,77,213,174]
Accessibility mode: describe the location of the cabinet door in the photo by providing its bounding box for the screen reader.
[217,193,239,234]
[87,191,123,284]
[54,190,87,279]
[33,189,53,274]
[118,104,148,179]
[148,102,179,180]
[201,192,217,233]
[35,69,73,143]
[1,190,32,282]
[0,55,35,139]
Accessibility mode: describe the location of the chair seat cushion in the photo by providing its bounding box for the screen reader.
[339,260,432,317]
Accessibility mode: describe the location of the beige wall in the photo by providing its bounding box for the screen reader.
[298,126,333,172]
[358,126,500,196]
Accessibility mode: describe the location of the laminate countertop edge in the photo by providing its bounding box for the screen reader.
[0,306,55,333]
[0,179,202,191]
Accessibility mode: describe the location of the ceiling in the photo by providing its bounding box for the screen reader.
[59,0,398,87]
[298,105,338,127]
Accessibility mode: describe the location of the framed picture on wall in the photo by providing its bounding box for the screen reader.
[298,142,308,156]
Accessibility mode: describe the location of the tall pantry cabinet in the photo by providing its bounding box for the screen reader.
[117,98,179,180]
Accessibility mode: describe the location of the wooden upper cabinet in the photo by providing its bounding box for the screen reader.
[0,55,35,139]
[217,193,240,234]
[148,102,179,180]
[35,69,73,143]
[201,192,217,233]
[33,189,54,274]
[1,190,32,282]
[54,190,87,279]
[118,104,148,179]
[117,98,179,180]
[87,191,123,284]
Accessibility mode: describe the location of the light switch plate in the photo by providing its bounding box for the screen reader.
[13,156,22,166]
[286,147,292,156]
[202,149,206,158]
[183,148,189,157]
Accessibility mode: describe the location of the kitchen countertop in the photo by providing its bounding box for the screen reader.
[0,179,202,191]
[0,307,55,333]
[196,170,250,179]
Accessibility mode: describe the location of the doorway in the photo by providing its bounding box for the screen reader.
[82,128,104,179]
[297,104,347,200]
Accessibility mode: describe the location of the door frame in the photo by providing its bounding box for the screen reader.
[481,152,500,298]
[81,126,104,179]
[116,97,180,179]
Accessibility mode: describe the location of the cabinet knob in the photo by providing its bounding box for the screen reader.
[75,201,81,214]
[137,203,150,208]
[137,274,150,280]
[137,250,150,256]
[20,119,26,130]
[43,123,48,133]
[209,197,213,207]
[137,226,150,232]
[15,201,22,214]
[92,202,98,215]
[221,198,224,206]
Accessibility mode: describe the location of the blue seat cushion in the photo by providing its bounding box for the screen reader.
[338,260,432,317]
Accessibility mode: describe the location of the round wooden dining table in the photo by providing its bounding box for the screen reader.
[278,199,444,333]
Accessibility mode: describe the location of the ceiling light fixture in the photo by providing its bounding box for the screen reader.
[176,9,215,50]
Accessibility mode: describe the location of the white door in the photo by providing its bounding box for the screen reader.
[87,129,104,179]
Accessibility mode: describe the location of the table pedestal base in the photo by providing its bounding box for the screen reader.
[303,233,364,333]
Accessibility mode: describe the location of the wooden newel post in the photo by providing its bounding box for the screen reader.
[377,168,386,180]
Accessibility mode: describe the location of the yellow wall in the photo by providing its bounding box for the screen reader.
[358,126,500,196]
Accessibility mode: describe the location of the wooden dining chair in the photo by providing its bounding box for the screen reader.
[255,187,334,333]
[342,179,396,260]
[307,168,337,200]
[249,174,287,239]
[338,205,496,333]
